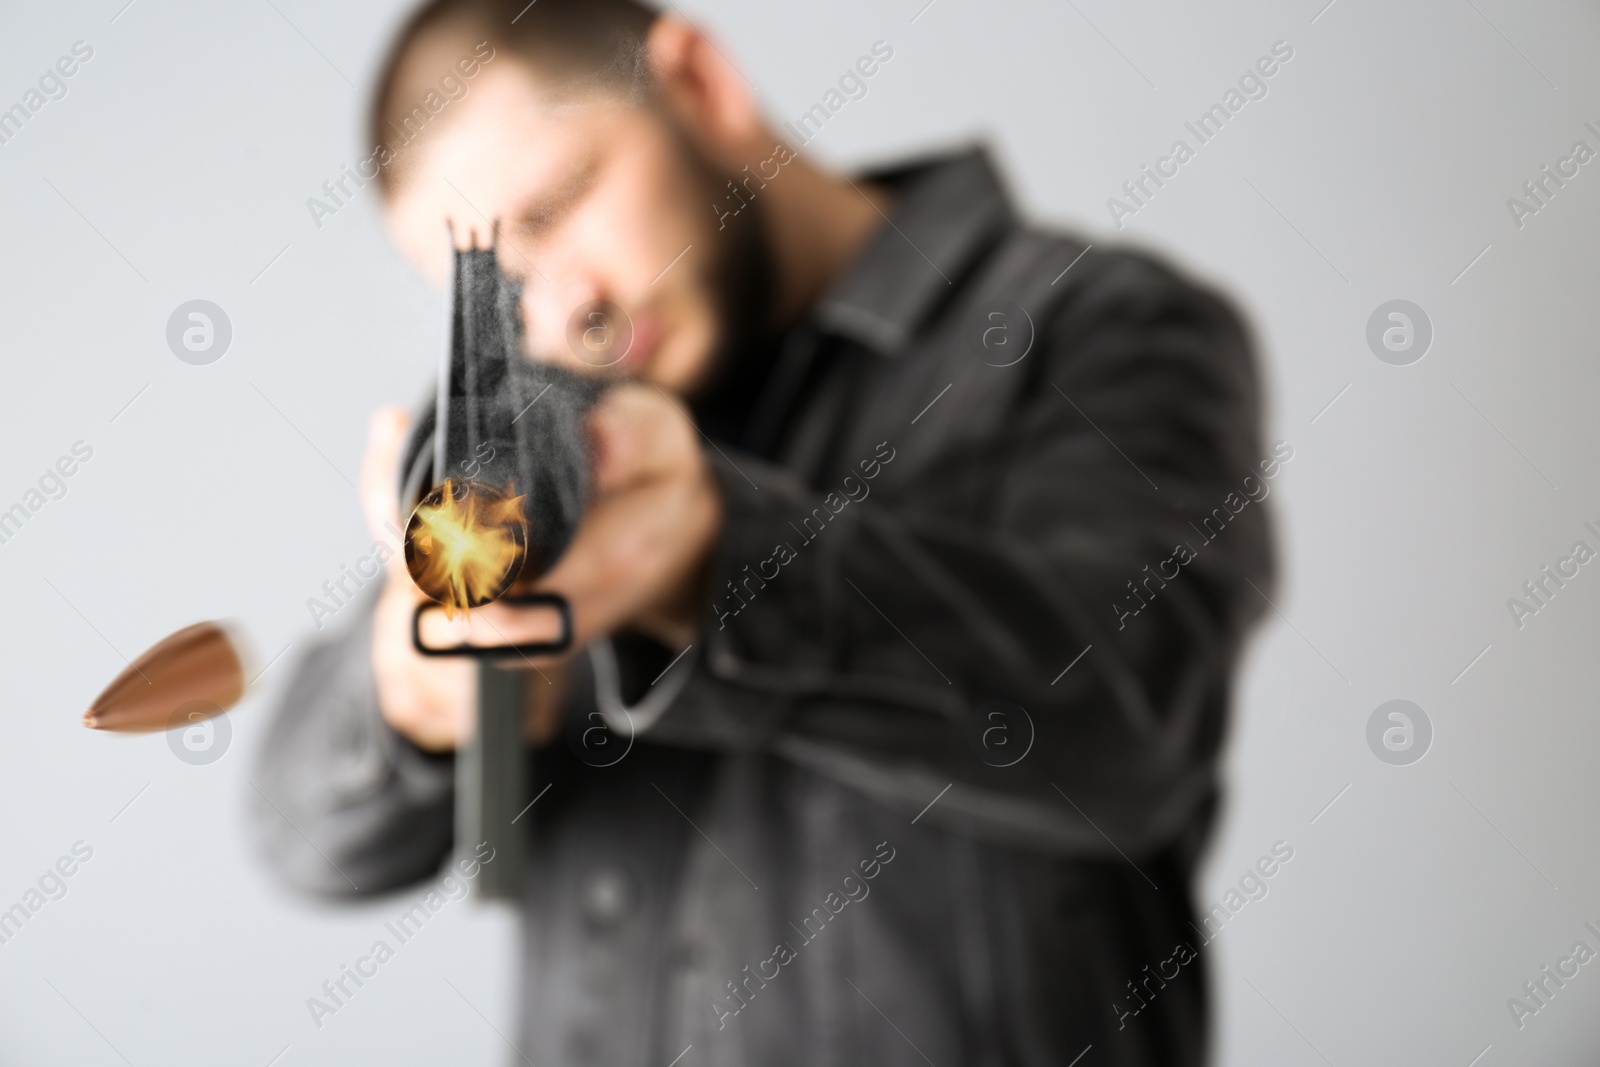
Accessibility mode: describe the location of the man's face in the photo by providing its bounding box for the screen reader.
[385,59,748,395]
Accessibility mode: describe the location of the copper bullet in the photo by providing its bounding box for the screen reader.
[83,621,249,733]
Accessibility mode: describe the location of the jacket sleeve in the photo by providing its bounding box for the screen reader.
[248,589,456,897]
[645,255,1276,857]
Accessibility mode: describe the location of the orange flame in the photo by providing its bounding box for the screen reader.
[404,479,529,617]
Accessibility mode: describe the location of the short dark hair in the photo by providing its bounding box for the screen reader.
[368,0,659,194]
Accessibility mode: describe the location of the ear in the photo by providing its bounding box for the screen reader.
[645,15,764,162]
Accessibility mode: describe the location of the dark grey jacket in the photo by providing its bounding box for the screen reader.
[252,150,1273,1067]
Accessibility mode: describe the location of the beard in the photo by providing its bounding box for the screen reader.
[669,130,781,410]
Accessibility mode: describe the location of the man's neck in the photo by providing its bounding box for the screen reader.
[759,145,891,330]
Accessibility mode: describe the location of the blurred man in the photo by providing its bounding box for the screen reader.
[253,2,1273,1064]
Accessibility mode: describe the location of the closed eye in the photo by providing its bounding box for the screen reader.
[515,159,597,237]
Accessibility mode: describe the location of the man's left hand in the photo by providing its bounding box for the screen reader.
[477,382,722,653]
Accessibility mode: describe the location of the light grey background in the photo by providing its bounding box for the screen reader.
[1,0,1596,1063]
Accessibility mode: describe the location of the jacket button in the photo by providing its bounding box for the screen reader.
[580,865,636,927]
